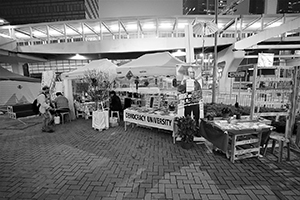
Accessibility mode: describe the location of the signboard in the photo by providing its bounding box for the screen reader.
[257,53,274,67]
[228,71,246,78]
[124,109,175,131]
[126,70,133,80]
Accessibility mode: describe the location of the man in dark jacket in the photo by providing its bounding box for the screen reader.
[109,91,123,120]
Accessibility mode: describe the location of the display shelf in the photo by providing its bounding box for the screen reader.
[250,65,293,118]
[227,131,262,163]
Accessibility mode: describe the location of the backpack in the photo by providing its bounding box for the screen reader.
[32,98,40,114]
[32,93,44,114]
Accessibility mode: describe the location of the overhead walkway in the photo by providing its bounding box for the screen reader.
[1,14,300,92]
[1,14,300,54]
[219,14,300,92]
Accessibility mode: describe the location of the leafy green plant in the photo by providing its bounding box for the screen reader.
[221,107,232,115]
[203,103,298,134]
[175,116,196,144]
[81,69,111,109]
[206,111,216,120]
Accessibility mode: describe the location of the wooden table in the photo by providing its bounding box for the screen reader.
[200,119,273,163]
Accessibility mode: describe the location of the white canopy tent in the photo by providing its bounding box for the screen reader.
[0,66,41,106]
[116,52,185,78]
[61,59,118,119]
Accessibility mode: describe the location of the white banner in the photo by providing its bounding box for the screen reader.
[257,53,274,67]
[124,109,175,131]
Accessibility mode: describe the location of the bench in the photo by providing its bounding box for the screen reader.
[7,103,37,119]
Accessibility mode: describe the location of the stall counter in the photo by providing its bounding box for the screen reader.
[124,108,177,140]
[199,119,273,163]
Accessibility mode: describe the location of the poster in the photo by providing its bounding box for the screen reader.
[257,53,274,67]
[175,64,204,122]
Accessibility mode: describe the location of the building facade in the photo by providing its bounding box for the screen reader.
[277,0,300,13]
[0,0,99,25]
[183,0,228,15]
[250,0,300,14]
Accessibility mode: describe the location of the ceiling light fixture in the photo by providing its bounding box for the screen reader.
[172,50,186,57]
[70,54,87,60]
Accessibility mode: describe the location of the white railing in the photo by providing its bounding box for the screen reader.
[2,14,299,47]
[203,92,288,108]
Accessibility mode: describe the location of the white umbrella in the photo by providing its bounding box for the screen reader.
[193,21,218,65]
[193,21,218,36]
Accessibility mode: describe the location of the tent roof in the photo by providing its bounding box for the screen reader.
[116,52,185,77]
[0,66,40,82]
[61,59,117,81]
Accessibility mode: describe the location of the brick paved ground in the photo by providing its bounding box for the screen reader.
[0,116,300,200]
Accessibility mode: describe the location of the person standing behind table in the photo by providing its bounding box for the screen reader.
[37,86,54,133]
[53,92,70,114]
[177,66,203,126]
[109,91,123,120]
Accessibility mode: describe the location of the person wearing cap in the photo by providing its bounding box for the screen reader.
[53,92,70,114]
[37,86,54,132]
[177,66,203,126]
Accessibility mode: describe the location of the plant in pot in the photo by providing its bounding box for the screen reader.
[82,69,111,110]
[221,107,232,119]
[175,115,196,149]
[206,111,217,121]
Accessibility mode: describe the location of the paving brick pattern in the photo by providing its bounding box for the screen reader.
[0,117,300,200]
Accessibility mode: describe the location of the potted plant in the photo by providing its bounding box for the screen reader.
[82,69,111,109]
[206,111,216,121]
[175,116,196,149]
[81,69,111,130]
[221,107,232,119]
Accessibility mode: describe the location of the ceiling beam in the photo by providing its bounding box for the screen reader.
[84,23,100,36]
[49,25,65,35]
[219,18,237,34]
[15,29,42,40]
[119,21,128,35]
[248,44,300,49]
[172,18,177,33]
[32,26,47,35]
[245,54,300,58]
[102,22,114,36]
[263,16,283,29]
[242,17,262,31]
[66,24,81,35]
[138,20,143,34]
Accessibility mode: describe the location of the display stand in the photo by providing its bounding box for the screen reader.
[200,119,273,163]
[250,65,292,120]
[250,64,300,151]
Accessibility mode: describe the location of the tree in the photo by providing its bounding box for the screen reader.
[81,69,111,109]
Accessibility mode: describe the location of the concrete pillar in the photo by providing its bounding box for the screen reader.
[218,45,245,93]
[265,0,277,14]
[63,79,76,120]
[185,24,195,63]
[11,63,24,75]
